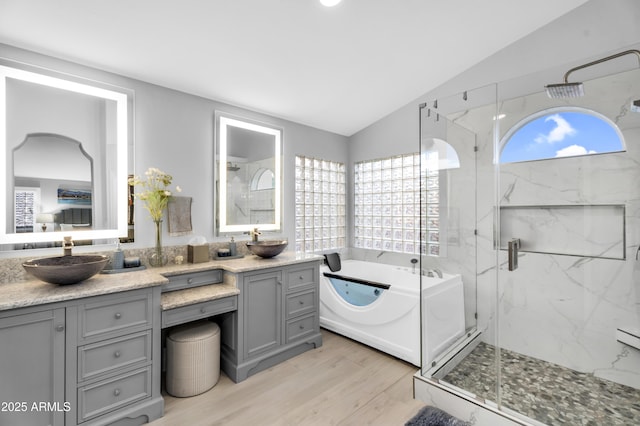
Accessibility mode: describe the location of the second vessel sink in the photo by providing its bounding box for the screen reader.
[23,255,109,285]
[246,240,288,258]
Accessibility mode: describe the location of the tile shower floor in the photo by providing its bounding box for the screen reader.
[442,342,640,426]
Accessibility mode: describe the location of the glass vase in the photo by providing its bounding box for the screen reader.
[149,220,168,267]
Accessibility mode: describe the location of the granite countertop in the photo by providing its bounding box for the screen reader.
[159,251,323,276]
[0,251,323,312]
[0,269,168,312]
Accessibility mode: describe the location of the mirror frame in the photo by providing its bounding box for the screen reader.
[0,64,129,244]
[216,112,282,233]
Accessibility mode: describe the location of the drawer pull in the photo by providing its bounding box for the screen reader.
[299,324,305,330]
[114,350,121,358]
[299,275,304,280]
[299,300,304,305]
[114,312,122,320]
[200,307,206,314]
[188,278,194,284]
[56,324,65,332]
[113,388,121,397]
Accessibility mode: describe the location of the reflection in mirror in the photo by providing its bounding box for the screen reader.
[216,113,281,233]
[0,63,130,248]
[13,133,93,235]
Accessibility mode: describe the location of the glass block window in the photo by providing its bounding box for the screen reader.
[354,153,437,254]
[294,156,346,252]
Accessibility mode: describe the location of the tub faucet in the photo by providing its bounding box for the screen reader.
[426,268,443,279]
[63,236,73,256]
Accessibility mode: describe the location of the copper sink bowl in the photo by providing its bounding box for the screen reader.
[246,240,288,258]
[23,255,109,285]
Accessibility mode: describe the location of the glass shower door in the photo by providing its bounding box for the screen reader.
[419,85,497,388]
[495,67,640,424]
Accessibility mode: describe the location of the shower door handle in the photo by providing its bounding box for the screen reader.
[508,238,521,271]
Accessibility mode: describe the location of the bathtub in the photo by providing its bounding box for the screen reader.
[320,259,465,367]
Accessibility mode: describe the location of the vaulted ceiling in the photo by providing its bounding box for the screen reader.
[0,0,589,135]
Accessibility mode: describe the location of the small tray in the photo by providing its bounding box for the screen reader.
[212,254,245,261]
[101,265,147,274]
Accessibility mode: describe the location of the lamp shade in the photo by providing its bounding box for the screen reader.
[36,213,54,224]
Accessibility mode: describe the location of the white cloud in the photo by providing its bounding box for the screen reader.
[555,144,596,157]
[535,114,576,144]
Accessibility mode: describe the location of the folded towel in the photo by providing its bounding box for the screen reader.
[324,252,341,272]
[167,196,193,236]
[405,406,469,426]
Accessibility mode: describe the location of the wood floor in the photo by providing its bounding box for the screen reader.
[148,329,425,426]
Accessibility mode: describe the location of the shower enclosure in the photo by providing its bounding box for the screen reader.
[419,62,640,425]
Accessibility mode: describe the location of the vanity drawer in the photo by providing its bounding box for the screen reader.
[77,366,151,422]
[286,313,317,343]
[79,292,152,340]
[78,330,151,382]
[163,269,223,292]
[286,289,316,319]
[286,266,316,292]
[162,295,238,328]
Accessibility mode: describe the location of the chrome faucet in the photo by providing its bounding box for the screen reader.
[63,236,73,256]
[248,227,261,242]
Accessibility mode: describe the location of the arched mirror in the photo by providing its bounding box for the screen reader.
[215,112,282,233]
[0,62,130,247]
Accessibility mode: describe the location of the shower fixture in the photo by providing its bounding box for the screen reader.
[545,49,640,99]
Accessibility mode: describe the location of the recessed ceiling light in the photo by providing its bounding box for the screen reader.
[320,0,342,7]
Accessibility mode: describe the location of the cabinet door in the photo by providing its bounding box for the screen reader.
[243,270,282,359]
[0,308,66,426]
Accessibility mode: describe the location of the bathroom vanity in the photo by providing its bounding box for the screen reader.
[0,252,322,426]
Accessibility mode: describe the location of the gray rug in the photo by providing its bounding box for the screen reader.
[405,406,470,426]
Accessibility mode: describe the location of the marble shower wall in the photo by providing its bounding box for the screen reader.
[463,69,640,390]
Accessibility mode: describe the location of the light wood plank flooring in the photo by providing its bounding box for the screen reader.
[149,329,425,426]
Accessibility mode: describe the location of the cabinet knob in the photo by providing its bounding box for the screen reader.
[56,324,65,332]
[113,388,121,397]
[299,300,304,305]
[299,324,305,330]
[299,275,304,280]
[200,307,206,314]
[188,278,194,284]
[277,280,282,285]
[114,312,122,320]
[114,350,121,358]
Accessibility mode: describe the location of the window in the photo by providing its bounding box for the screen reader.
[501,108,625,163]
[354,153,429,254]
[294,156,346,252]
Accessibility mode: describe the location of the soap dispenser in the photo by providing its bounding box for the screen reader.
[113,241,124,269]
[229,237,237,257]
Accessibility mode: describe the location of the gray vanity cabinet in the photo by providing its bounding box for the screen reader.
[0,286,163,426]
[243,269,283,359]
[0,307,66,426]
[220,259,323,382]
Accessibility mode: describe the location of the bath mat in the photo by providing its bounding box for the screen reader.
[324,252,341,272]
[167,196,193,236]
[405,406,470,426]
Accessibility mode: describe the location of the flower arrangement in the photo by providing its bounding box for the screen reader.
[128,167,181,223]
[128,167,181,267]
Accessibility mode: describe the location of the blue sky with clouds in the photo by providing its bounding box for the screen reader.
[500,112,623,163]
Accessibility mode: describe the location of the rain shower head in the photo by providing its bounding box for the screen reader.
[545,49,640,99]
[545,82,584,99]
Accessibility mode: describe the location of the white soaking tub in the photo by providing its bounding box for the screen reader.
[320,259,465,367]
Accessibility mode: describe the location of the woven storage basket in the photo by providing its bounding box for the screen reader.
[166,320,220,397]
